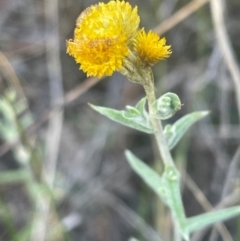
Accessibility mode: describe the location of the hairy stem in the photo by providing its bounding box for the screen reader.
[140,69,191,240]
[143,70,174,167]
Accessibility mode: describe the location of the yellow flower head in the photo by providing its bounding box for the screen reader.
[134,29,172,67]
[66,0,140,78]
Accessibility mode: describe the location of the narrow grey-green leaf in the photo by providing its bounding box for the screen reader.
[0,98,19,141]
[135,97,147,113]
[187,206,240,233]
[125,150,168,204]
[162,165,189,240]
[0,170,29,184]
[126,151,189,240]
[164,111,209,150]
[125,106,140,116]
[89,103,154,134]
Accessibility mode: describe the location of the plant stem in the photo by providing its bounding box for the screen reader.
[143,70,175,167]
[174,225,182,241]
[142,69,188,240]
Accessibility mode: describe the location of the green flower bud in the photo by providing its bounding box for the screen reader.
[152,92,181,120]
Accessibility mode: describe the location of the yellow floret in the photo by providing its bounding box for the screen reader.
[134,29,172,66]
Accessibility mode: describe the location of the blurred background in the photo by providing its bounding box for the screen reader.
[0,0,239,240]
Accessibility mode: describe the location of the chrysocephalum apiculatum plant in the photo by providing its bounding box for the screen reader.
[67,1,240,240]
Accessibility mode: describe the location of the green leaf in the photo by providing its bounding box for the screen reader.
[13,224,32,241]
[125,151,189,240]
[161,165,189,240]
[128,238,140,241]
[187,206,240,233]
[135,97,148,116]
[164,111,209,150]
[0,97,19,141]
[89,98,154,134]
[0,170,29,184]
[125,150,168,204]
[125,105,140,116]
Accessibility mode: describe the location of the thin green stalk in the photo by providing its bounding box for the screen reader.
[143,71,175,239]
[174,225,182,241]
[143,70,175,167]
[142,70,187,240]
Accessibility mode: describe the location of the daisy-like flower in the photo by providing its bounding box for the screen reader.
[134,29,172,67]
[66,0,140,78]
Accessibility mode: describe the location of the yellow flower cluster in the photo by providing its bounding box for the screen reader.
[66,0,172,78]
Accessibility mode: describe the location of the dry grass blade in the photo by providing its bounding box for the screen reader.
[0,51,25,99]
[185,174,233,241]
[64,76,101,104]
[154,0,210,35]
[210,0,240,121]
[209,146,240,241]
[221,146,240,201]
[30,0,64,240]
[98,190,163,241]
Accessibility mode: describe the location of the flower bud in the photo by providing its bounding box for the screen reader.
[152,92,181,120]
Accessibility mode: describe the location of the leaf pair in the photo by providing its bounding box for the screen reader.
[125,151,240,240]
[125,151,189,240]
[90,96,208,150]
